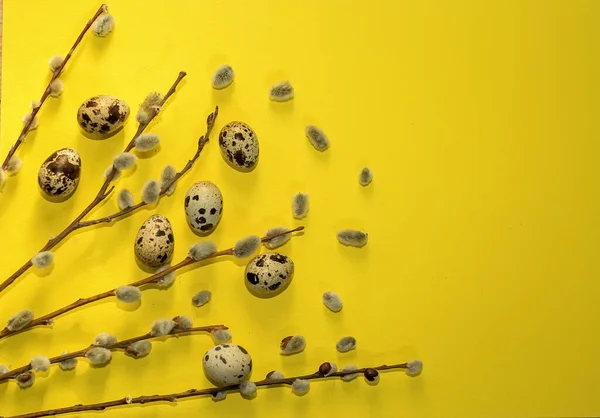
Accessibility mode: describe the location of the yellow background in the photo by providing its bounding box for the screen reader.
[1,0,599,416]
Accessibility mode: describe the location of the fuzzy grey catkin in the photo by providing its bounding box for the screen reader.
[58,352,78,371]
[211,329,232,343]
[6,309,34,331]
[22,113,39,130]
[233,235,261,258]
[280,335,306,355]
[188,241,217,261]
[136,92,162,124]
[92,14,114,37]
[407,360,423,376]
[319,362,338,377]
[94,333,117,347]
[156,265,176,288]
[0,364,9,375]
[160,165,177,196]
[291,379,310,395]
[0,169,6,188]
[49,79,64,97]
[267,371,284,380]
[264,227,292,249]
[126,341,152,358]
[85,347,112,365]
[30,356,51,372]
[323,291,343,312]
[115,286,141,303]
[113,152,137,171]
[48,55,64,71]
[17,372,35,389]
[117,189,135,210]
[175,315,193,330]
[292,193,309,219]
[212,65,235,89]
[337,230,368,247]
[364,368,380,384]
[6,155,22,174]
[359,167,373,186]
[141,180,161,204]
[340,365,359,381]
[192,290,212,307]
[270,81,294,102]
[212,391,227,401]
[240,380,257,398]
[150,319,177,337]
[31,251,54,268]
[305,125,330,151]
[336,336,357,353]
[104,165,121,181]
[134,133,160,152]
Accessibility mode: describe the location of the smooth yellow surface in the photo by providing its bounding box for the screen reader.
[1,0,600,416]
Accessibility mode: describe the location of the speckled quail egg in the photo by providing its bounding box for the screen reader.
[218,121,259,171]
[77,95,129,139]
[245,252,295,297]
[134,214,174,268]
[203,344,253,386]
[184,181,223,235]
[37,147,81,200]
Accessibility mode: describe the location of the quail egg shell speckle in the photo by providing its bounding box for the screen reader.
[245,252,295,297]
[203,344,253,386]
[218,121,259,170]
[134,215,175,268]
[184,181,223,234]
[38,148,81,200]
[77,95,129,139]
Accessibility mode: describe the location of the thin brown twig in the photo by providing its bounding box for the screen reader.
[76,107,218,229]
[0,324,226,383]
[0,71,187,296]
[1,4,108,172]
[0,226,304,341]
[4,363,410,418]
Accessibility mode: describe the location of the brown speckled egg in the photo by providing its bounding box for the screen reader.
[134,215,175,268]
[38,148,81,200]
[203,344,253,386]
[184,181,223,235]
[245,252,294,297]
[77,95,129,139]
[218,121,259,170]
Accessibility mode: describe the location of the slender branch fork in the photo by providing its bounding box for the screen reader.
[4,363,409,418]
[0,71,190,296]
[0,324,227,382]
[1,4,108,172]
[0,226,304,341]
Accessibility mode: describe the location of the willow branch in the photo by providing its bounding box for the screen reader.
[0,324,226,383]
[0,72,187,296]
[1,4,108,172]
[5,363,409,418]
[77,106,218,229]
[0,226,304,341]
